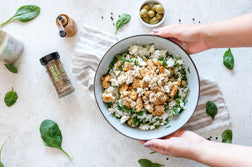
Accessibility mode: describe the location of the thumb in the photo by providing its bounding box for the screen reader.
[152,25,180,38]
[144,139,170,154]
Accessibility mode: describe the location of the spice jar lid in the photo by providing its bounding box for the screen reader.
[40,52,60,66]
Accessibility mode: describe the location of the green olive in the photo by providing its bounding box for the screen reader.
[147,10,155,18]
[142,15,149,23]
[155,4,164,14]
[149,17,159,24]
[168,67,174,76]
[142,4,150,11]
[140,9,148,18]
[151,4,158,12]
[182,80,187,88]
[156,13,163,20]
[127,118,134,127]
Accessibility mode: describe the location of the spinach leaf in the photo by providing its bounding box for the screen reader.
[115,14,131,34]
[138,159,165,167]
[4,64,18,73]
[0,136,9,167]
[40,119,72,159]
[4,87,18,107]
[222,129,232,143]
[136,110,145,116]
[206,101,218,119]
[0,5,40,27]
[223,48,234,70]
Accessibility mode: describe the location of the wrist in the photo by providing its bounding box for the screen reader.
[200,23,216,49]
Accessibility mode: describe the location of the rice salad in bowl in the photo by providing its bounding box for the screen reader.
[101,44,189,131]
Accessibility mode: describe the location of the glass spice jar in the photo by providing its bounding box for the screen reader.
[40,52,74,98]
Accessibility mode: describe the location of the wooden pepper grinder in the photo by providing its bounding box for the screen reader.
[56,14,77,37]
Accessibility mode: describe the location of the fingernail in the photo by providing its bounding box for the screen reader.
[144,142,152,147]
[152,29,159,33]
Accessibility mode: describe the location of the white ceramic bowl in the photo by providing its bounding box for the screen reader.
[139,0,166,28]
[94,35,200,140]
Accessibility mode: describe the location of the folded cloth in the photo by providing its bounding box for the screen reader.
[72,25,231,134]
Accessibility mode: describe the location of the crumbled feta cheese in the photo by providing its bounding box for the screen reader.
[167,58,175,67]
[110,79,119,87]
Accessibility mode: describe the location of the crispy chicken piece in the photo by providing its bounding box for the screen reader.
[101,75,112,89]
[129,91,137,100]
[102,90,115,103]
[121,91,130,98]
[123,62,134,71]
[155,92,167,105]
[144,104,154,113]
[153,105,165,116]
[136,98,143,112]
[159,66,165,74]
[132,79,140,89]
[122,97,134,108]
[115,60,122,69]
[169,85,178,98]
[119,84,128,94]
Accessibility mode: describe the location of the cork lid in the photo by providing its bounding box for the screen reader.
[40,52,60,66]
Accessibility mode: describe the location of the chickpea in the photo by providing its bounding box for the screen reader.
[142,4,150,11]
[149,17,159,25]
[140,9,148,18]
[156,13,163,20]
[142,15,149,23]
[155,4,164,14]
[147,10,155,18]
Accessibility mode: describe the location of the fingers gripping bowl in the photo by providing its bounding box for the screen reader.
[94,35,200,140]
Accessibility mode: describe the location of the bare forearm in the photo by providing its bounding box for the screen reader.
[205,13,252,48]
[190,140,252,167]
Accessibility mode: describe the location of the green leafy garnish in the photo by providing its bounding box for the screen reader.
[132,117,139,126]
[206,101,218,119]
[187,67,190,74]
[4,64,18,73]
[0,5,40,27]
[107,102,113,108]
[0,136,9,167]
[136,110,145,116]
[4,87,18,107]
[158,57,168,66]
[40,119,72,159]
[138,159,165,167]
[222,129,232,143]
[173,108,180,116]
[149,151,156,154]
[115,14,131,34]
[166,125,171,128]
[223,48,234,70]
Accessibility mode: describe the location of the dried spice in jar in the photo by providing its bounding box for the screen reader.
[40,52,74,97]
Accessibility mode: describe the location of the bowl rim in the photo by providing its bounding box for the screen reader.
[94,34,200,140]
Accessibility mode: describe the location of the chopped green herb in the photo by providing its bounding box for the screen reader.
[107,102,113,108]
[187,67,190,73]
[118,93,121,100]
[166,125,171,128]
[132,117,139,126]
[136,110,145,116]
[173,108,180,116]
[158,57,168,66]
[149,151,156,154]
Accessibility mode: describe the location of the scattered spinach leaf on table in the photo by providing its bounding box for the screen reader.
[223,48,234,70]
[0,5,40,27]
[115,14,131,34]
[0,136,10,167]
[4,87,18,107]
[222,129,232,143]
[4,64,18,74]
[206,101,218,119]
[138,159,165,167]
[40,119,72,159]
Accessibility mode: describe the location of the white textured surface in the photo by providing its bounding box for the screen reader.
[0,0,251,167]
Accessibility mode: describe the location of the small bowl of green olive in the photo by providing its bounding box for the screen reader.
[139,0,165,27]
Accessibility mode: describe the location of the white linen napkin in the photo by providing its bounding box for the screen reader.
[72,25,232,134]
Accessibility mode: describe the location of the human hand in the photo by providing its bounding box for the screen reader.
[139,129,205,158]
[152,24,211,54]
